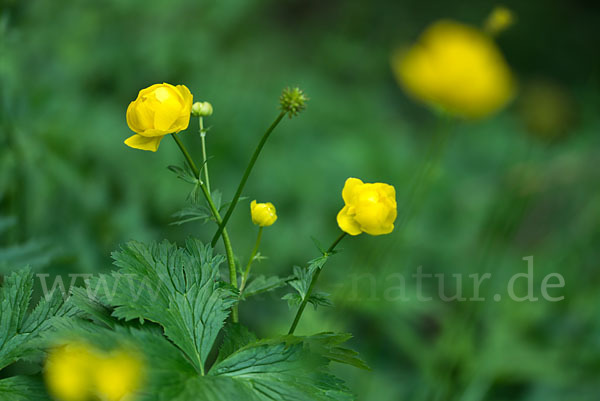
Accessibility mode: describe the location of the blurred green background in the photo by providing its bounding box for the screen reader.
[1,0,599,400]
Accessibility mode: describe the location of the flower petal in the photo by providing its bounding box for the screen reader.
[124,134,164,152]
[342,178,363,205]
[337,205,362,236]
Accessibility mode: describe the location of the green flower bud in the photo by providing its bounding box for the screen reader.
[279,87,308,118]
[191,101,213,117]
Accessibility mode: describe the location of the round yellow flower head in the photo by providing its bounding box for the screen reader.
[125,83,193,152]
[94,348,144,401]
[391,20,515,119]
[45,341,98,401]
[337,178,397,236]
[250,200,277,227]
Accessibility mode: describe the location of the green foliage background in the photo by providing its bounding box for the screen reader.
[1,0,599,400]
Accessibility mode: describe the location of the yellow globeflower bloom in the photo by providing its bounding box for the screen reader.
[250,200,277,227]
[392,20,515,119]
[337,178,397,236]
[45,342,97,401]
[95,349,144,401]
[125,83,193,152]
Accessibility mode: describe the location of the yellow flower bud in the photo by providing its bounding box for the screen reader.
[44,342,97,401]
[94,349,144,401]
[250,200,277,227]
[336,178,397,236]
[484,6,515,36]
[391,20,515,119]
[191,101,213,117]
[125,83,193,152]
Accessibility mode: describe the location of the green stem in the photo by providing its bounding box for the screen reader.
[199,117,211,194]
[171,133,200,178]
[288,232,347,335]
[171,134,239,322]
[239,226,263,295]
[211,111,286,247]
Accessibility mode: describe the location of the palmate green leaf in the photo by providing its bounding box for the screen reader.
[0,268,77,370]
[203,334,356,401]
[88,239,238,374]
[0,376,50,401]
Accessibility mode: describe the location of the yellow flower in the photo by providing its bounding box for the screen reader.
[45,342,97,401]
[484,6,515,36]
[337,178,397,236]
[391,20,515,119]
[250,200,277,227]
[125,83,193,152]
[95,349,143,401]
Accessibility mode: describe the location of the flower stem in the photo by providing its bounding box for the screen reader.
[171,133,200,178]
[199,117,211,194]
[288,231,347,335]
[239,226,263,295]
[210,111,286,247]
[171,133,239,322]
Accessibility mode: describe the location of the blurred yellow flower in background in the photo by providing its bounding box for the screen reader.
[484,6,515,36]
[391,20,515,119]
[125,83,193,152]
[45,342,96,401]
[337,178,397,236]
[95,349,144,401]
[250,200,277,227]
[45,342,143,401]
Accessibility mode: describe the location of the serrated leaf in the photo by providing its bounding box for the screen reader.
[308,291,334,309]
[0,376,51,401]
[69,286,116,329]
[307,255,329,275]
[208,335,355,401]
[282,292,302,308]
[215,323,258,365]
[170,205,213,226]
[242,275,291,300]
[87,239,238,374]
[168,164,198,184]
[0,268,77,371]
[306,333,370,371]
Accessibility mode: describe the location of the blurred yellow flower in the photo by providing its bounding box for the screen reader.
[337,178,397,236]
[45,342,97,401]
[125,83,193,152]
[95,349,144,401]
[391,20,515,119]
[250,200,277,227]
[484,6,515,36]
[45,342,143,401]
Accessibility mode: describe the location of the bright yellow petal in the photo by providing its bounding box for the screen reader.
[342,178,363,205]
[124,134,163,152]
[336,206,362,236]
[152,86,185,131]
